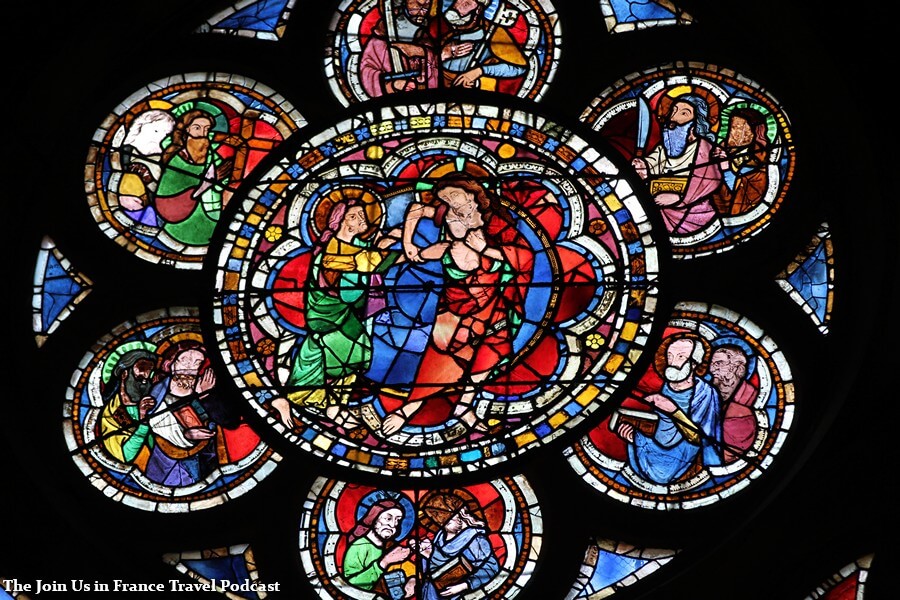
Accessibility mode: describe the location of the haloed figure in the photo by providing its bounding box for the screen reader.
[439,0,528,91]
[155,109,233,246]
[343,498,416,598]
[615,333,723,484]
[709,343,760,463]
[419,492,499,599]
[272,198,402,430]
[631,94,725,236]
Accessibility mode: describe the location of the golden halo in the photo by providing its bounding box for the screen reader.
[155,331,204,360]
[101,340,158,384]
[311,185,384,241]
[655,84,722,133]
[417,487,485,534]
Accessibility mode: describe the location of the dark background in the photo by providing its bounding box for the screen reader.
[3,1,896,599]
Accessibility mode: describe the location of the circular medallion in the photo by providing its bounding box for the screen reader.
[581,62,796,258]
[213,102,660,475]
[84,73,306,269]
[63,308,280,511]
[298,474,541,599]
[325,0,561,105]
[564,301,794,509]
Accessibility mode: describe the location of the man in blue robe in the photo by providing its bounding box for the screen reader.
[419,491,500,600]
[615,333,723,484]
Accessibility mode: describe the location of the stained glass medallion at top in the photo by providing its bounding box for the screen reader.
[212,102,661,476]
[325,0,561,106]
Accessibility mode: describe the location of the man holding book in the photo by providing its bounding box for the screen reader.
[418,491,499,599]
[612,333,723,484]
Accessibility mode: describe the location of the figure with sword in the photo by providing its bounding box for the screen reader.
[360,0,439,96]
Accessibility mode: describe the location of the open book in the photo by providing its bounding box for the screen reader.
[609,407,659,436]
[430,554,473,592]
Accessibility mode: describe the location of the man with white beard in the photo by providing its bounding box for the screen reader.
[631,93,726,239]
[438,0,527,91]
[614,333,723,485]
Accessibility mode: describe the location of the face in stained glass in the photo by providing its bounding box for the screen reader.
[84,73,306,269]
[212,102,661,476]
[325,0,561,105]
[580,62,795,259]
[63,308,280,511]
[565,302,794,509]
[299,475,541,599]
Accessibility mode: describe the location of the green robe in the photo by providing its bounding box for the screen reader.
[287,237,398,408]
[155,150,225,246]
[343,537,384,590]
[99,393,153,463]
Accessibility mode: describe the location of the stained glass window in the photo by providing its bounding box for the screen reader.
[7,1,892,599]
[597,0,692,34]
[32,236,93,347]
[565,539,678,598]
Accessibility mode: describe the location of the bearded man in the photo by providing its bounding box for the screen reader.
[359,0,438,96]
[438,0,528,91]
[155,108,232,246]
[615,333,723,484]
[709,343,760,463]
[343,498,416,597]
[632,94,725,237]
[711,105,772,216]
[98,347,158,466]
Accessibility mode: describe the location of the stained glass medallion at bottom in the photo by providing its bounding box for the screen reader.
[299,475,542,599]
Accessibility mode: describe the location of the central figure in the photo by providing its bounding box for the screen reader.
[381,172,533,435]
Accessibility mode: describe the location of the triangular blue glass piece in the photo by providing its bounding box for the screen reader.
[33,237,93,347]
[776,223,833,335]
[212,0,290,33]
[610,0,676,22]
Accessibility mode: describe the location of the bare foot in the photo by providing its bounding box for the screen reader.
[381,412,408,436]
[455,407,489,433]
[271,397,294,429]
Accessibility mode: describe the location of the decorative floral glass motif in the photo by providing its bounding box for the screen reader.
[299,475,541,599]
[212,102,660,476]
[85,73,306,269]
[325,0,561,105]
[581,62,795,258]
[63,308,280,511]
[564,302,794,509]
